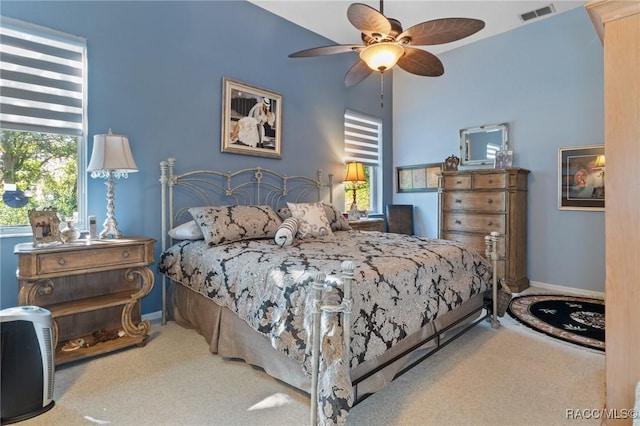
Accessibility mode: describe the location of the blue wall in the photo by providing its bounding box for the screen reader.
[392,7,605,292]
[0,1,394,313]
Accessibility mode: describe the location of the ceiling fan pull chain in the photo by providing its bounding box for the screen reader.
[380,72,384,108]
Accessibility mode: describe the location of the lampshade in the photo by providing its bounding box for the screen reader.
[344,162,366,183]
[88,130,138,174]
[593,154,606,168]
[359,42,405,72]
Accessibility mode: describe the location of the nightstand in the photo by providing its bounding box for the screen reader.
[14,236,155,365]
[348,218,384,232]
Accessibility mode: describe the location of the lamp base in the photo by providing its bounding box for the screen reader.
[347,203,359,221]
[99,217,122,239]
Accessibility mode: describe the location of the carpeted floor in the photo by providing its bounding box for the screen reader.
[18,310,605,426]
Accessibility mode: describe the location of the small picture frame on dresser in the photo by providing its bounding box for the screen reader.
[494,150,513,169]
[28,207,62,246]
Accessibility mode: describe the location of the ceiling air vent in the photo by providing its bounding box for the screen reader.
[519,4,556,22]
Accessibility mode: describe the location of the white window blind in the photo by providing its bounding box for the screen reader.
[0,17,86,136]
[344,110,381,167]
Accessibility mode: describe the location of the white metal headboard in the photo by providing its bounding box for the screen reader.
[159,157,334,324]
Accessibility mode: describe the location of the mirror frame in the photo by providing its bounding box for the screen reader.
[460,123,509,167]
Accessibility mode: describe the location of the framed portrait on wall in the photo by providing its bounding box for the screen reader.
[221,77,282,159]
[558,145,605,211]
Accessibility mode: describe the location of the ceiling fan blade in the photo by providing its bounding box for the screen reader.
[398,18,485,46]
[347,3,392,38]
[396,48,444,77]
[344,60,374,88]
[289,44,362,58]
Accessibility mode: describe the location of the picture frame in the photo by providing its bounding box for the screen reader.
[28,207,62,246]
[397,163,443,193]
[558,145,605,211]
[221,77,282,159]
[494,150,513,169]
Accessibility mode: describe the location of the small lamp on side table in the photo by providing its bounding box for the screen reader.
[344,162,366,220]
[87,129,138,239]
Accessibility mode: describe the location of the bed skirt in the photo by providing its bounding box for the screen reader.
[169,282,485,400]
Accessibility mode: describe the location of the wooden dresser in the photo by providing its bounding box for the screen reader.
[439,168,530,292]
[15,237,155,365]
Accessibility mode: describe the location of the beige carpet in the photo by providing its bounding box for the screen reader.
[19,314,604,426]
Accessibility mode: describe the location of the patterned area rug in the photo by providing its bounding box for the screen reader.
[508,295,604,351]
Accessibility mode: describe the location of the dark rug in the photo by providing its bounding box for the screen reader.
[507,295,604,351]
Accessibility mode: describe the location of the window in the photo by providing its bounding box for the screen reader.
[344,110,382,213]
[0,17,87,235]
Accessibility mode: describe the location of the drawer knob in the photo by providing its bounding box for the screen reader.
[122,251,130,258]
[455,220,462,225]
[487,199,493,204]
[455,199,462,203]
[488,179,493,183]
[456,180,462,184]
[487,221,493,226]
[58,258,66,266]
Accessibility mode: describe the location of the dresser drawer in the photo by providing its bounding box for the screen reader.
[443,213,505,233]
[442,232,506,258]
[442,175,472,190]
[37,244,146,275]
[442,191,506,212]
[473,173,506,189]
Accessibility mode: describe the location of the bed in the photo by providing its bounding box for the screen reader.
[157,158,503,426]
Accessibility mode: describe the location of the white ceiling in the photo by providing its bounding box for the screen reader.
[249,1,586,55]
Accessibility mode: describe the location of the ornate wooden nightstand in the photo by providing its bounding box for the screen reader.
[14,237,155,365]
[348,218,384,232]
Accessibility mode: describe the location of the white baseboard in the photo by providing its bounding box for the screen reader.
[142,310,163,322]
[526,281,605,300]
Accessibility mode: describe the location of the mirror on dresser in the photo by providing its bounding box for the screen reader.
[460,123,509,167]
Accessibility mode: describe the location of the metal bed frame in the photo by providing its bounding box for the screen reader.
[159,158,501,426]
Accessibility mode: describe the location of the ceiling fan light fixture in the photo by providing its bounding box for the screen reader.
[360,42,404,72]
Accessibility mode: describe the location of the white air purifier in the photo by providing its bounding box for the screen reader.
[1,306,55,424]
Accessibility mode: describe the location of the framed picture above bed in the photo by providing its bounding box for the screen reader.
[558,145,605,211]
[396,163,442,193]
[221,77,282,159]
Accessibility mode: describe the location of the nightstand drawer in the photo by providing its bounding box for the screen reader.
[37,244,145,274]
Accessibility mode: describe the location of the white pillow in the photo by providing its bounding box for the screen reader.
[286,202,333,239]
[168,220,203,240]
[274,217,299,246]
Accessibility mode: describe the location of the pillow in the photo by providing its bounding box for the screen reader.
[286,202,333,239]
[168,220,203,240]
[279,203,351,232]
[274,217,299,246]
[189,205,282,246]
[322,203,352,231]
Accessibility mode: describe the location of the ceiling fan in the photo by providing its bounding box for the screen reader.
[289,1,486,88]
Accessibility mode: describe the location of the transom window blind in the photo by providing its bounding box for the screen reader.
[344,110,382,167]
[0,17,86,136]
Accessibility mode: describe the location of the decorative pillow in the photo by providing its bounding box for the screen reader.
[189,205,282,246]
[322,203,352,231]
[168,220,203,240]
[274,217,299,246]
[286,202,333,239]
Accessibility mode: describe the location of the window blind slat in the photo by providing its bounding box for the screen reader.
[345,111,381,167]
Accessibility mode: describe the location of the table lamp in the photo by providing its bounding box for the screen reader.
[344,162,366,220]
[87,129,138,239]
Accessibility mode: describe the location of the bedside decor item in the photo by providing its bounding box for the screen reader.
[444,155,460,171]
[28,207,62,246]
[396,163,442,193]
[87,129,138,239]
[558,145,605,211]
[460,123,508,167]
[221,77,282,159]
[494,150,513,169]
[344,162,366,220]
[60,218,81,243]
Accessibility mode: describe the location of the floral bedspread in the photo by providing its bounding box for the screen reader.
[158,231,492,425]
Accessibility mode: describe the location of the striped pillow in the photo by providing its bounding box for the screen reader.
[274,217,299,246]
